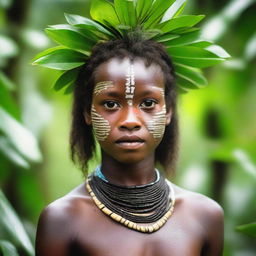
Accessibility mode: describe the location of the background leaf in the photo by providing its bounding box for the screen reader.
[236,222,256,238]
[0,137,29,168]
[0,72,20,120]
[0,190,34,256]
[0,107,42,162]
[0,240,19,256]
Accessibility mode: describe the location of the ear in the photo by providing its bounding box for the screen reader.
[84,109,92,125]
[165,107,172,125]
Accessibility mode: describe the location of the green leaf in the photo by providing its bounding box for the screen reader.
[0,107,42,162]
[163,30,201,47]
[236,222,256,238]
[0,240,19,256]
[64,82,75,94]
[176,76,199,90]
[0,71,15,90]
[154,33,180,43]
[158,15,205,33]
[0,190,34,255]
[136,0,153,23]
[114,0,137,27]
[172,27,199,35]
[175,64,208,88]
[64,13,113,36]
[140,29,162,40]
[0,137,29,168]
[0,35,18,58]
[32,46,66,62]
[169,46,225,68]
[114,0,126,24]
[33,48,86,70]
[189,41,213,48]
[0,72,20,120]
[54,68,80,91]
[206,45,231,58]
[144,0,176,28]
[46,24,94,53]
[90,0,119,26]
[161,0,187,22]
[176,86,188,94]
[126,0,137,28]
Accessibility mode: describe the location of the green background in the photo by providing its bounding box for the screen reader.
[0,0,255,255]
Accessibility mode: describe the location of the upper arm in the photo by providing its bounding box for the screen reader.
[35,204,72,256]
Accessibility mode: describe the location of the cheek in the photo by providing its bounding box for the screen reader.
[91,106,111,141]
[146,105,167,139]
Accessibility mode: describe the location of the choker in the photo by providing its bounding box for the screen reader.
[86,167,175,233]
[95,165,160,185]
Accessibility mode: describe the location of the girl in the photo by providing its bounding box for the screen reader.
[35,38,224,256]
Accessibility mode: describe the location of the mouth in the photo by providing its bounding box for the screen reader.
[115,136,145,149]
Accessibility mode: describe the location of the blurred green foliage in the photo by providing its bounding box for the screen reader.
[0,0,255,255]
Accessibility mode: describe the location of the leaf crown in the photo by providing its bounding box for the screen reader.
[32,0,230,94]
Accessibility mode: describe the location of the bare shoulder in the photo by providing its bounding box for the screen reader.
[170,181,224,223]
[169,181,224,254]
[37,182,91,229]
[35,182,92,256]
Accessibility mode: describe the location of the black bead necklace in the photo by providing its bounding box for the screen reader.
[86,167,175,233]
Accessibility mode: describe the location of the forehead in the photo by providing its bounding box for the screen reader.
[94,57,164,89]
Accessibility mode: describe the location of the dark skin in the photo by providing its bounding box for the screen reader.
[36,57,224,256]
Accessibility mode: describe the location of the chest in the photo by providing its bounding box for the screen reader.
[71,211,205,256]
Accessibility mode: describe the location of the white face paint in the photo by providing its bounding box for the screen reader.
[91,105,111,141]
[146,103,167,139]
[94,81,114,95]
[125,63,135,106]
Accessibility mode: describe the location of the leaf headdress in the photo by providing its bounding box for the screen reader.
[33,0,229,93]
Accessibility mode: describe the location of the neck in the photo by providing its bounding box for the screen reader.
[100,152,156,187]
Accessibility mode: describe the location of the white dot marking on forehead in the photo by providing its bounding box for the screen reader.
[125,63,135,106]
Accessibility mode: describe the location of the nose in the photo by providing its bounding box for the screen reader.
[119,106,142,131]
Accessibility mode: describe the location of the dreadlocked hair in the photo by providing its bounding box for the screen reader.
[70,38,179,177]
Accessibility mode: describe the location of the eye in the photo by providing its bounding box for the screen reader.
[140,99,157,109]
[103,100,120,110]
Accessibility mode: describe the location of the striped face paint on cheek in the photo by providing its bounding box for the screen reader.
[94,81,114,95]
[91,105,111,141]
[125,63,135,106]
[146,105,167,139]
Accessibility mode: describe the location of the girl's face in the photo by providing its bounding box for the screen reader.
[85,57,172,164]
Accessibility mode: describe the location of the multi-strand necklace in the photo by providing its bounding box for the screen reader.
[86,166,175,233]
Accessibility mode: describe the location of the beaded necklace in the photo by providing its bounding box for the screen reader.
[86,166,175,233]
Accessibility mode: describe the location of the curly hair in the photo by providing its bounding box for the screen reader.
[70,38,179,176]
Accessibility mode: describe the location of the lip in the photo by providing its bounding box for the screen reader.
[115,136,145,149]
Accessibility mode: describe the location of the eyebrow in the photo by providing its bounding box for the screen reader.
[99,91,123,98]
[138,87,164,97]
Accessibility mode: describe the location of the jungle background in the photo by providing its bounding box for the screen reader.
[0,0,255,255]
